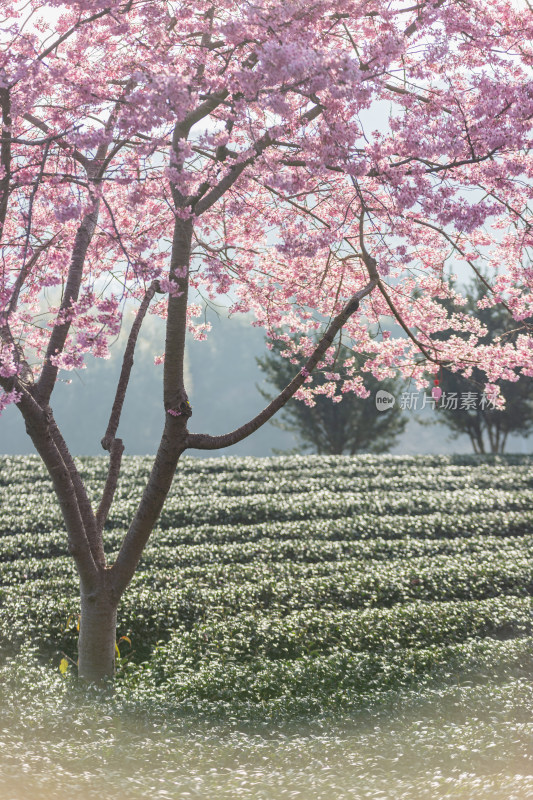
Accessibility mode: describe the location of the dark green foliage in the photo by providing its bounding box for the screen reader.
[257,341,407,454]
[0,454,531,714]
[432,280,533,453]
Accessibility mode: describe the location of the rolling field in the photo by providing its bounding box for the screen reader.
[0,453,532,799]
[0,453,531,713]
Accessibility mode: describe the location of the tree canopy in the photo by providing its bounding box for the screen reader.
[1,0,532,417]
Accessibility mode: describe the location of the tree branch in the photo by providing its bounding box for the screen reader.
[354,193,443,365]
[4,236,59,320]
[35,199,100,404]
[0,236,59,388]
[110,411,188,596]
[101,280,160,450]
[186,279,376,450]
[109,166,196,597]
[176,90,230,139]
[381,81,453,114]
[163,217,193,412]
[45,408,106,567]
[23,113,90,170]
[411,217,521,323]
[34,83,133,405]
[15,390,100,588]
[109,280,375,592]
[96,438,124,533]
[403,0,447,37]
[96,280,159,531]
[35,6,114,63]
[0,86,11,245]
[193,103,322,215]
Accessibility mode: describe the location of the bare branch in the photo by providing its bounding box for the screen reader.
[377,276,440,363]
[94,281,160,533]
[110,413,188,596]
[46,409,106,567]
[192,102,322,214]
[15,390,100,588]
[193,132,270,214]
[102,280,159,450]
[96,438,124,533]
[163,217,194,411]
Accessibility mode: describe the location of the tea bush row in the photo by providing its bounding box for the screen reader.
[2,453,532,483]
[1,526,531,567]
[2,488,533,535]
[1,550,530,659]
[130,637,533,711]
[1,510,532,559]
[148,596,533,664]
[2,548,531,600]
[0,574,530,665]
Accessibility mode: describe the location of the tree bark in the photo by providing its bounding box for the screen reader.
[78,581,118,682]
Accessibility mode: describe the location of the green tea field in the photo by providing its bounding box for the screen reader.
[0,453,532,799]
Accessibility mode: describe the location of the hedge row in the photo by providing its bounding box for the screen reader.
[133,637,533,709]
[2,452,532,479]
[1,551,530,658]
[145,597,533,663]
[1,533,532,574]
[7,470,533,497]
[1,488,532,535]
[0,575,530,663]
[1,510,532,561]
[2,548,531,597]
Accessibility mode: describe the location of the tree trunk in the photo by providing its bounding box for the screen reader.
[78,585,118,682]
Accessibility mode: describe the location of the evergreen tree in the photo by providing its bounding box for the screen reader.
[257,342,406,455]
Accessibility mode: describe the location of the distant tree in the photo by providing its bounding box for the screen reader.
[435,283,533,454]
[257,341,406,455]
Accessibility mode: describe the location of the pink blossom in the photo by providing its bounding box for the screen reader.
[0,388,21,412]
[0,0,532,422]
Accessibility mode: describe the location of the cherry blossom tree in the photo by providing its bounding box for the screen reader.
[1,0,532,680]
